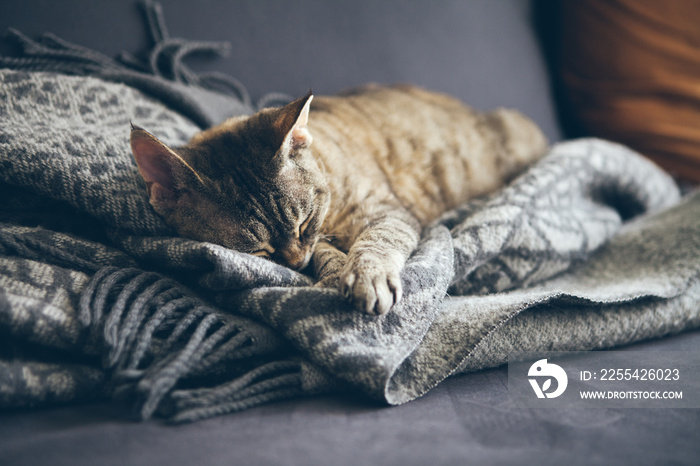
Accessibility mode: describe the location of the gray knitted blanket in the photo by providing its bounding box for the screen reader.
[1,68,699,422]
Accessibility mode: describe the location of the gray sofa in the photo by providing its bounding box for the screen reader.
[1,1,698,465]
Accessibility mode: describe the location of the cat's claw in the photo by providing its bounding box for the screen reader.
[340,268,402,315]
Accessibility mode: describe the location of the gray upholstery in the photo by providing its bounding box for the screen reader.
[0,0,561,141]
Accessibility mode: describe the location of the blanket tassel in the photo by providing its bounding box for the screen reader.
[79,266,302,422]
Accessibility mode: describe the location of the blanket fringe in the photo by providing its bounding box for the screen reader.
[1,0,249,105]
[80,266,301,421]
[0,0,291,112]
[167,360,304,423]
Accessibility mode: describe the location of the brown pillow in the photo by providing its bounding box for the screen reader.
[560,0,700,182]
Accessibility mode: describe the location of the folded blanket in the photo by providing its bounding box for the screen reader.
[1,66,698,423]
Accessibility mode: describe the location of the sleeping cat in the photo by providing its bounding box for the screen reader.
[130,84,547,315]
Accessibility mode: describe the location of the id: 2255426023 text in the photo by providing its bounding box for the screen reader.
[582,368,680,382]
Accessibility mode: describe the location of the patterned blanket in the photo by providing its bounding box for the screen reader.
[1,68,698,423]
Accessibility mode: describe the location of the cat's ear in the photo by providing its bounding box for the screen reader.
[130,125,203,209]
[273,91,314,155]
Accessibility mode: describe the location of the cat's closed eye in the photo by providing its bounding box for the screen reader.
[298,212,314,238]
[251,245,275,259]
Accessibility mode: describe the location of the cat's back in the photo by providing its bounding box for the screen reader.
[308,85,547,226]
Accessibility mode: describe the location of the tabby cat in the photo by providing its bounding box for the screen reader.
[130,84,547,315]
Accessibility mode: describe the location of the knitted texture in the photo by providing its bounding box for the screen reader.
[1,66,699,423]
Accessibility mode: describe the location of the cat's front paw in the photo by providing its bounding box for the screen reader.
[339,260,402,315]
[312,242,347,289]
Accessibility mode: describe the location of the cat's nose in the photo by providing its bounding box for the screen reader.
[279,245,310,270]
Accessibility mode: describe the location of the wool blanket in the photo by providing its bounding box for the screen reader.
[1,67,698,423]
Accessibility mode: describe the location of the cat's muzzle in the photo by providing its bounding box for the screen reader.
[277,245,312,271]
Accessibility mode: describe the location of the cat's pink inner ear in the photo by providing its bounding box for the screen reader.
[274,93,314,152]
[130,131,179,191]
[289,95,313,149]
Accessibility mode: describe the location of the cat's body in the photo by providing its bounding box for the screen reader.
[131,84,547,315]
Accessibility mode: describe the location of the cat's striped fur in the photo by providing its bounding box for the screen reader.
[130,84,547,315]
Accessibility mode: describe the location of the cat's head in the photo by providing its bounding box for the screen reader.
[130,93,330,271]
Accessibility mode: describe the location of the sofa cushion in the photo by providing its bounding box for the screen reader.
[0,0,562,141]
